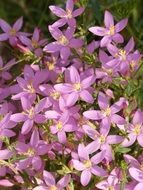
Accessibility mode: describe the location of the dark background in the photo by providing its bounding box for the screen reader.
[0,0,143,49]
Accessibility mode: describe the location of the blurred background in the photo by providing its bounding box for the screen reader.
[0,0,143,49]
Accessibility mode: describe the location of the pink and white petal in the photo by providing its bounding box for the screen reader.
[57,174,71,188]
[45,110,60,119]
[13,17,23,31]
[100,35,111,47]
[72,160,85,171]
[111,114,125,125]
[0,179,13,187]
[32,28,39,41]
[83,125,99,140]
[124,37,134,53]
[112,33,124,43]
[0,19,11,33]
[49,6,67,17]
[10,113,26,122]
[104,10,114,28]
[58,131,67,143]
[66,0,74,11]
[121,133,136,147]
[43,42,62,53]
[89,26,107,36]
[51,126,59,136]
[52,18,67,27]
[60,47,70,60]
[30,128,39,147]
[137,134,143,147]
[91,165,107,177]
[91,151,105,164]
[69,38,83,48]
[133,109,143,125]
[21,119,33,134]
[54,83,73,93]
[67,18,76,28]
[2,129,15,137]
[134,183,143,190]
[83,110,103,120]
[80,170,91,186]
[80,90,94,103]
[98,92,109,110]
[34,114,46,124]
[115,18,128,32]
[78,144,89,161]
[32,156,42,170]
[0,149,12,160]
[100,117,111,136]
[33,186,48,190]
[66,92,79,106]
[73,7,84,17]
[81,75,95,89]
[96,180,108,189]
[0,33,8,41]
[107,135,123,144]
[43,170,55,186]
[129,167,143,182]
[86,140,100,154]
[70,66,80,83]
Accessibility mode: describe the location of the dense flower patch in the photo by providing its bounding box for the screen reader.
[0,0,143,189]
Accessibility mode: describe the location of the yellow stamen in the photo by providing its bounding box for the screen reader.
[99,135,106,143]
[50,186,57,190]
[74,82,81,91]
[50,91,60,100]
[133,123,141,135]
[83,160,92,168]
[102,107,111,117]
[66,9,72,19]
[119,49,126,61]
[107,25,115,35]
[26,81,35,93]
[31,40,39,48]
[58,35,69,45]
[23,148,35,157]
[56,121,63,130]
[46,61,55,71]
[9,28,16,36]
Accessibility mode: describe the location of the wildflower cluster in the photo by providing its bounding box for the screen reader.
[0,0,143,189]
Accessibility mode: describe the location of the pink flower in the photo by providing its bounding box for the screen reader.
[49,0,84,27]
[0,17,29,46]
[72,144,107,186]
[89,10,128,47]
[54,66,95,106]
[43,26,83,60]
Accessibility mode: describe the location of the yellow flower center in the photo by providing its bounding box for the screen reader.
[107,186,115,190]
[119,49,126,61]
[58,35,69,45]
[83,160,92,168]
[50,186,57,190]
[56,121,63,130]
[99,135,106,143]
[50,91,60,100]
[133,123,141,135]
[46,61,55,71]
[26,81,35,93]
[102,107,111,117]
[107,25,115,35]
[23,107,34,119]
[74,82,81,91]
[23,148,35,157]
[31,40,39,48]
[9,28,16,36]
[66,9,72,19]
